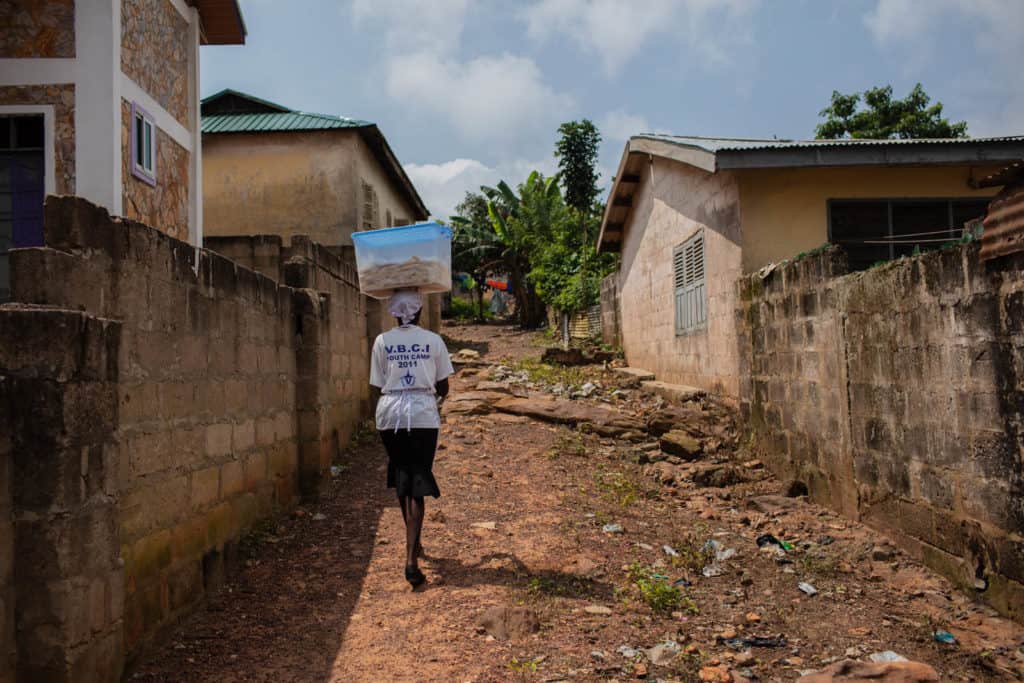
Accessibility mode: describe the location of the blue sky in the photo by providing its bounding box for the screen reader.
[201,0,1024,219]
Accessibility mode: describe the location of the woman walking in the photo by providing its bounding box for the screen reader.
[369,291,454,588]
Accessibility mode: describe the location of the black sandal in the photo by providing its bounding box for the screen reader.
[405,565,426,588]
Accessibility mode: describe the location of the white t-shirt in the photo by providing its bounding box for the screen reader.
[370,325,454,430]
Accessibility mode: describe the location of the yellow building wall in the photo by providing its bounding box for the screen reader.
[737,164,1003,273]
[203,129,361,246]
[353,134,420,228]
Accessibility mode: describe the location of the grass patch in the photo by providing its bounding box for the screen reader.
[506,656,539,676]
[668,526,715,574]
[511,358,591,388]
[798,549,839,578]
[546,429,588,459]
[594,466,639,507]
[524,572,599,600]
[626,562,692,614]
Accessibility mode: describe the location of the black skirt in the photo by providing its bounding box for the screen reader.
[379,428,441,498]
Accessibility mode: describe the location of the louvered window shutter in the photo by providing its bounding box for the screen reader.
[673,230,707,335]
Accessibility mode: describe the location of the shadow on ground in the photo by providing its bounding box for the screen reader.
[130,439,393,682]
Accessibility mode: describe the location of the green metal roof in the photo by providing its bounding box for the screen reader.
[201,110,372,134]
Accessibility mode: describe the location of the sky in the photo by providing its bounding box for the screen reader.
[201,0,1024,220]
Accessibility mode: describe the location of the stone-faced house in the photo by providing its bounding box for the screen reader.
[598,134,1024,395]
[0,0,245,299]
[200,89,428,247]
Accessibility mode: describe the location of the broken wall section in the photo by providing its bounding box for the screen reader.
[3,196,372,677]
[737,244,1024,620]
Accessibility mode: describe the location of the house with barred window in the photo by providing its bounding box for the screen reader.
[200,89,428,248]
[0,0,246,299]
[597,134,1024,396]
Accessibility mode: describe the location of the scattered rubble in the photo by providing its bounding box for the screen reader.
[475,606,541,640]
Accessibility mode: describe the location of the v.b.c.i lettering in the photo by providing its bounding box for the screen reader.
[384,343,431,354]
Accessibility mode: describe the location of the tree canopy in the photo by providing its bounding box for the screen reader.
[554,120,602,215]
[815,83,968,140]
[449,120,617,327]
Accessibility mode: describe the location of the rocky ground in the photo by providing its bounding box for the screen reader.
[132,322,1024,682]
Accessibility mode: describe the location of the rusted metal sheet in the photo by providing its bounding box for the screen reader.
[981,181,1024,261]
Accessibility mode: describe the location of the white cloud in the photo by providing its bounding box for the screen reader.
[349,0,471,55]
[405,156,559,220]
[386,51,575,146]
[521,0,758,76]
[600,109,652,141]
[864,0,1024,135]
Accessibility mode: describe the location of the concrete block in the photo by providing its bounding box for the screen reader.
[243,451,267,489]
[640,380,705,404]
[205,423,232,457]
[613,367,655,382]
[171,515,211,563]
[233,419,255,453]
[190,467,220,510]
[220,461,244,498]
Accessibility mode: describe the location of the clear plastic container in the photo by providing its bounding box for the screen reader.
[351,222,453,299]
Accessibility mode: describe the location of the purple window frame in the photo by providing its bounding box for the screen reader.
[130,102,157,186]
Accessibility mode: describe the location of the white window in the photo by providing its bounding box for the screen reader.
[674,230,706,335]
[131,102,156,185]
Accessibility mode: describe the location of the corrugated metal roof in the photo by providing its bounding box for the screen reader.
[636,133,1024,153]
[202,110,372,134]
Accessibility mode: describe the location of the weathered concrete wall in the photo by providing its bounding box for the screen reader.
[0,336,12,681]
[618,156,742,394]
[0,83,76,194]
[3,196,372,675]
[736,165,1002,273]
[0,306,124,683]
[120,0,191,127]
[202,130,362,246]
[121,98,190,241]
[205,235,285,282]
[353,133,419,229]
[600,273,620,348]
[0,0,75,58]
[737,244,1024,619]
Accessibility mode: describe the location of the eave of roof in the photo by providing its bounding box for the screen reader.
[201,88,290,114]
[596,134,1024,253]
[189,0,246,45]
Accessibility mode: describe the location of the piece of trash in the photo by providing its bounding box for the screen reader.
[673,576,692,587]
[869,651,909,663]
[702,565,724,578]
[663,545,679,558]
[817,535,835,546]
[590,650,607,660]
[584,605,613,615]
[716,547,737,561]
[602,523,624,534]
[616,645,638,658]
[797,582,818,596]
[649,572,670,580]
[637,542,654,551]
[471,521,497,530]
[933,630,957,645]
[584,512,596,518]
[330,465,343,477]
[312,513,327,521]
[720,636,788,650]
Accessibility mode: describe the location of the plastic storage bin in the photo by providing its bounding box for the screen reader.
[351,222,453,299]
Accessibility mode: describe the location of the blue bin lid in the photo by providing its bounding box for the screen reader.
[351,221,453,246]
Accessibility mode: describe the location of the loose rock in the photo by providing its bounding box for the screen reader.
[797,659,939,682]
[475,606,540,640]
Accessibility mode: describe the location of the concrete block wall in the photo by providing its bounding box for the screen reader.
[617,158,743,395]
[737,244,1024,619]
[2,197,373,678]
[0,306,124,683]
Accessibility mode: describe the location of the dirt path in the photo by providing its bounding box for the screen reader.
[133,322,1024,682]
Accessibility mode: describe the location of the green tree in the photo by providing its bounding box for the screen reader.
[815,83,968,139]
[554,119,602,216]
[482,173,558,328]
[450,191,499,321]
